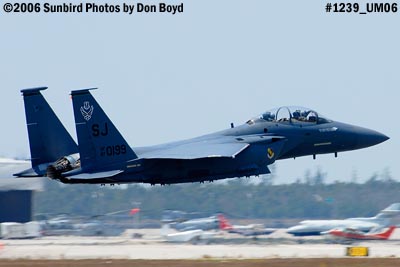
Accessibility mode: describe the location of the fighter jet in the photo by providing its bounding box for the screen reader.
[287,203,400,236]
[15,87,389,185]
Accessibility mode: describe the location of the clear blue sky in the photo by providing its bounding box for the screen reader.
[0,1,398,183]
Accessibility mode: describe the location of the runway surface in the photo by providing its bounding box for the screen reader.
[1,259,400,267]
[0,229,399,260]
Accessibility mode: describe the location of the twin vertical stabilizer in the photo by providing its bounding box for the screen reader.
[70,89,137,171]
[15,87,78,176]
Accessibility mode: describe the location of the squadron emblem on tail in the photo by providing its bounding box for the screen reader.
[80,101,94,121]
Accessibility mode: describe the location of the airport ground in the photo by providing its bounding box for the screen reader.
[0,229,399,266]
[1,258,400,267]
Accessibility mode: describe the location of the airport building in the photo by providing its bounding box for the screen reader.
[0,158,43,223]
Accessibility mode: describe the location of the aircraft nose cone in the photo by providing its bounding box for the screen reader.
[356,128,389,149]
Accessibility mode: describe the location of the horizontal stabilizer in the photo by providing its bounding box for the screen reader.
[381,203,400,213]
[14,167,44,177]
[64,169,123,179]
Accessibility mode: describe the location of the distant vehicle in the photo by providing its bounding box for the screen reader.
[15,87,388,185]
[0,221,41,239]
[323,226,396,241]
[287,203,400,236]
[218,214,276,236]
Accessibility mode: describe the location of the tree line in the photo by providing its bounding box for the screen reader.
[33,173,400,220]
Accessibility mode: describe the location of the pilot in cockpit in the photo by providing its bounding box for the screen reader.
[301,110,311,118]
[262,112,275,121]
[292,110,301,121]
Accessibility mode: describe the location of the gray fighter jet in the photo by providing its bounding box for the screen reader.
[15,87,389,185]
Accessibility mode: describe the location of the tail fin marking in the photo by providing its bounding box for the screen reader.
[218,214,233,230]
[70,89,137,171]
[376,226,396,239]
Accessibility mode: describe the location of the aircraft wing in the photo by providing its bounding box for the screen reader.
[61,142,250,180]
[138,142,250,159]
[62,135,285,181]
[137,135,285,160]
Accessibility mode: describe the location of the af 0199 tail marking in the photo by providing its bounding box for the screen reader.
[71,88,137,171]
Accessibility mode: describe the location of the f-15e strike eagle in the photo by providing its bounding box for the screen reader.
[14,87,389,185]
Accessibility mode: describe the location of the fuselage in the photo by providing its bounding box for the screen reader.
[115,117,388,185]
[59,113,388,185]
[171,216,219,231]
[287,219,380,236]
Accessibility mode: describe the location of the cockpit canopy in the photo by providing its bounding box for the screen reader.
[247,106,332,126]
